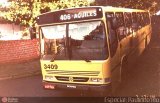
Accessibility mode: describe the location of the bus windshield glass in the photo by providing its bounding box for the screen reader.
[41,21,108,60]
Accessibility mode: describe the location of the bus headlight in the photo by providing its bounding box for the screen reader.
[90,78,111,83]
[44,75,55,81]
[90,78,103,82]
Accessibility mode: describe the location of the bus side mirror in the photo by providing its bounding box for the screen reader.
[29,26,37,39]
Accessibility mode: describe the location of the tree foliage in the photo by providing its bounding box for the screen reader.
[108,0,159,13]
[0,0,160,26]
[0,0,89,25]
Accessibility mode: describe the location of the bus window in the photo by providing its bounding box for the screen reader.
[124,12,132,35]
[143,12,150,25]
[137,12,144,28]
[106,12,118,57]
[132,12,139,31]
[143,13,147,25]
[42,24,66,55]
[146,12,150,24]
[115,12,126,40]
[140,13,145,27]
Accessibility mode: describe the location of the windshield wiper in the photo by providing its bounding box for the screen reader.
[85,59,91,62]
[68,35,91,62]
[73,50,91,62]
[50,47,91,62]
[50,45,65,62]
[50,54,56,62]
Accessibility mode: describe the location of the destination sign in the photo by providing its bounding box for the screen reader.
[37,7,103,25]
[59,10,97,21]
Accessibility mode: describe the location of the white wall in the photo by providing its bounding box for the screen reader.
[0,24,20,35]
[0,24,24,40]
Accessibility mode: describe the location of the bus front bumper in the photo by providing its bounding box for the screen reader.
[43,81,111,92]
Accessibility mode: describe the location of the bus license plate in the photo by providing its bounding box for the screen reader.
[44,84,55,89]
[67,85,76,89]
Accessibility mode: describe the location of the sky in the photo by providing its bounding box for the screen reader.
[156,11,160,15]
[0,0,10,7]
[0,0,8,4]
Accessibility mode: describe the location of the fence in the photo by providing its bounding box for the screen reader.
[0,39,40,64]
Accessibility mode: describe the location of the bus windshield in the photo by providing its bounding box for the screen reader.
[41,21,108,60]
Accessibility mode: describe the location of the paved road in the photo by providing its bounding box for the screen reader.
[0,75,85,97]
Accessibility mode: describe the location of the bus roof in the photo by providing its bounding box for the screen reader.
[38,6,146,16]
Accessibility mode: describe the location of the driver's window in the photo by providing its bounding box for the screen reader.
[106,12,118,57]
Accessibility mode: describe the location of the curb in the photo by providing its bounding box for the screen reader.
[0,71,41,81]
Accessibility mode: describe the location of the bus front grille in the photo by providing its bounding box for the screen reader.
[55,76,69,81]
[47,70,100,76]
[73,77,89,82]
[55,76,89,82]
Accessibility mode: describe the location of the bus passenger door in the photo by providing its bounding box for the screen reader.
[106,12,121,91]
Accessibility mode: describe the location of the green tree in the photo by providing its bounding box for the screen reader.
[1,0,160,26]
[94,0,159,13]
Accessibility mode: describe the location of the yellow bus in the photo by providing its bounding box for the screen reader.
[36,6,152,96]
